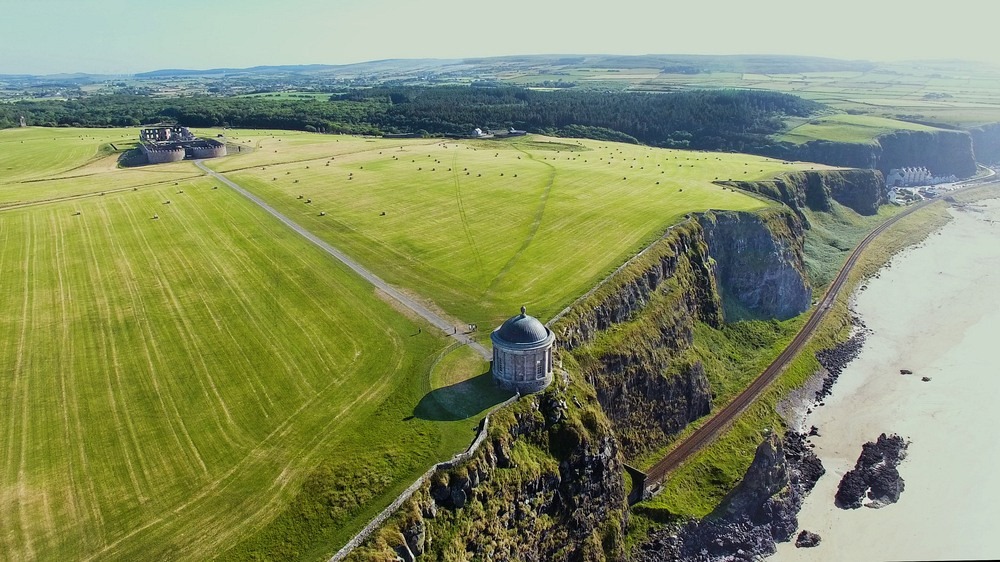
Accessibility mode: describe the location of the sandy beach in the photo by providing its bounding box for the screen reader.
[772,196,1000,561]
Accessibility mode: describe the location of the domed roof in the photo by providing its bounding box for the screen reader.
[495,306,548,344]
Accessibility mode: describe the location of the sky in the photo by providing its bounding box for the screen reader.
[2,0,998,75]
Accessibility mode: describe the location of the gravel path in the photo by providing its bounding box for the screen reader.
[195,160,491,360]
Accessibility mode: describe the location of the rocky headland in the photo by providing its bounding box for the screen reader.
[631,431,824,562]
[347,168,946,561]
[759,129,978,179]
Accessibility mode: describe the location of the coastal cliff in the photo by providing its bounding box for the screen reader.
[969,122,1000,164]
[355,170,890,561]
[699,209,811,320]
[556,208,808,457]
[720,169,886,219]
[761,129,977,179]
[349,382,629,561]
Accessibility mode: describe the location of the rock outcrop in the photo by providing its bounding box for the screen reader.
[356,386,629,561]
[835,433,908,509]
[632,431,825,562]
[720,169,886,219]
[699,209,811,320]
[795,530,821,548]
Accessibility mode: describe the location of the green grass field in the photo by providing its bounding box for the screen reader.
[0,129,506,560]
[207,130,826,332]
[0,126,836,559]
[776,113,943,144]
[0,127,201,208]
[495,61,1000,128]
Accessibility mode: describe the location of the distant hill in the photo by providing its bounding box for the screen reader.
[134,59,463,78]
[134,64,341,78]
[458,53,876,74]
[4,54,877,82]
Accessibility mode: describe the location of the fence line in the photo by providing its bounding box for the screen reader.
[329,392,520,562]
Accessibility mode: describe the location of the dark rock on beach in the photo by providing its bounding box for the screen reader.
[813,323,869,404]
[835,433,908,509]
[795,530,821,548]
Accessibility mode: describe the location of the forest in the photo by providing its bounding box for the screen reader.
[0,86,820,151]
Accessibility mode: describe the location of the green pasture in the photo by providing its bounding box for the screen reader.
[0,127,138,184]
[556,63,1000,127]
[0,134,502,559]
[0,127,202,208]
[776,113,943,144]
[209,132,826,331]
[204,128,439,171]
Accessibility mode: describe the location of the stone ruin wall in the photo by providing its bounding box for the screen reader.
[140,143,185,164]
[190,141,227,159]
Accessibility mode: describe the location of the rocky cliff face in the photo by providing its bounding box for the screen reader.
[699,210,811,321]
[761,129,977,179]
[631,431,824,562]
[555,209,809,457]
[877,130,977,177]
[721,169,886,219]
[969,122,1000,164]
[355,386,628,561]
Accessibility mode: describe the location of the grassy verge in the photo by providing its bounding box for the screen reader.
[803,201,904,288]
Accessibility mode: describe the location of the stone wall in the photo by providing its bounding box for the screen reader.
[190,141,227,159]
[140,143,185,164]
[328,392,520,562]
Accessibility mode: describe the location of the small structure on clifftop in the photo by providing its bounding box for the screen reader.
[490,306,555,394]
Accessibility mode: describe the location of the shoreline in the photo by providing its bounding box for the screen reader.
[771,197,1000,561]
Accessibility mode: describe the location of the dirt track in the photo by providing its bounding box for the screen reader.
[195,160,491,360]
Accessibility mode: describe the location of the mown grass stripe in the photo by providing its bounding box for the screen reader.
[80,206,147,504]
[51,215,85,530]
[7,214,35,558]
[112,198,209,477]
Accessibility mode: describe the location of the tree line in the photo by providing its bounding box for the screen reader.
[0,86,820,151]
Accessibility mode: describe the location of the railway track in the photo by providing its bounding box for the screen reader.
[643,175,994,487]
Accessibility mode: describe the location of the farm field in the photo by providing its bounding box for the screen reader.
[207,130,828,332]
[0,131,504,560]
[0,127,201,208]
[0,126,836,559]
[495,60,1000,126]
[776,113,944,145]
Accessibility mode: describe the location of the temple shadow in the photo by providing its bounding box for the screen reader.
[413,371,514,422]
